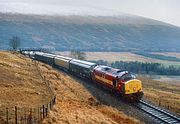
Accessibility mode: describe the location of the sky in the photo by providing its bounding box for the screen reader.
[0,0,180,26]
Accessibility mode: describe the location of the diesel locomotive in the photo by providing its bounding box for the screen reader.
[22,51,143,101]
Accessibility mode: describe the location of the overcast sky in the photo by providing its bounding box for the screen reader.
[0,0,179,26]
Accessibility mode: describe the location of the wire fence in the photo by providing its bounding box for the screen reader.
[0,55,56,124]
[0,96,56,124]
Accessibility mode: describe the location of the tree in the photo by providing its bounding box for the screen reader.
[9,36,21,51]
[70,50,86,60]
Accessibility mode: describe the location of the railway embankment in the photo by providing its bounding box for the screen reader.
[1,51,179,124]
[37,59,142,124]
[0,51,56,123]
[0,51,141,124]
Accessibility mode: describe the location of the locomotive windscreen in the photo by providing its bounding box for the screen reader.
[121,73,136,81]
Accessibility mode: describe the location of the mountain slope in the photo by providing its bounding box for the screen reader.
[0,13,180,51]
[0,51,52,107]
[0,51,141,123]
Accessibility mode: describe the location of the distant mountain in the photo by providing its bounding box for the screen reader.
[0,13,180,52]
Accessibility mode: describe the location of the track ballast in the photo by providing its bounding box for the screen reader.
[134,100,180,124]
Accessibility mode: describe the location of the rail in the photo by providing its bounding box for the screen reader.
[134,100,180,124]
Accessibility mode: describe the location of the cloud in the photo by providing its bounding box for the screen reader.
[0,2,123,16]
[0,0,179,26]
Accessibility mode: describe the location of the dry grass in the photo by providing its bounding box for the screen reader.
[38,61,140,124]
[0,51,52,108]
[152,52,180,59]
[139,76,180,115]
[0,51,140,124]
[57,51,180,66]
[2,51,178,123]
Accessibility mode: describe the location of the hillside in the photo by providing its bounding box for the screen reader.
[0,52,52,108]
[0,51,140,124]
[0,51,53,123]
[0,51,179,124]
[0,13,180,52]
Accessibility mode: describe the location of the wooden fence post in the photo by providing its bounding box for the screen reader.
[43,105,45,118]
[15,106,17,124]
[27,108,32,124]
[53,96,56,105]
[6,108,8,124]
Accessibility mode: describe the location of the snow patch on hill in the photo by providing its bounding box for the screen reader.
[0,2,125,16]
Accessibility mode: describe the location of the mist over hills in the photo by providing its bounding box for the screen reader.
[0,13,180,52]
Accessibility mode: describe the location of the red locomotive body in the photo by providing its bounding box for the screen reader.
[92,65,143,101]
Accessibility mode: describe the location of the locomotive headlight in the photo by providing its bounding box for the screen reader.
[133,87,136,91]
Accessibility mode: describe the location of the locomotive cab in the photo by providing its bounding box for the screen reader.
[119,72,143,101]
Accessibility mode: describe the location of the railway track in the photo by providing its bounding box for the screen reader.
[134,100,180,124]
[21,51,180,123]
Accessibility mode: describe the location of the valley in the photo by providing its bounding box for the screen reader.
[58,51,180,66]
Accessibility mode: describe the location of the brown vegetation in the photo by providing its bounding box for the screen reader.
[58,51,180,66]
[38,62,140,124]
[152,52,180,59]
[0,51,140,124]
[0,51,51,108]
[139,76,180,115]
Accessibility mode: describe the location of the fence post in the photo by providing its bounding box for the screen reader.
[15,106,17,124]
[39,107,42,122]
[6,108,8,124]
[27,108,32,124]
[53,96,56,105]
[43,105,45,118]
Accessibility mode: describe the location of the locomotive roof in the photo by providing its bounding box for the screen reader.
[95,65,129,77]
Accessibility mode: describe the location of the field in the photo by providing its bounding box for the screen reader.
[152,52,180,59]
[145,75,180,84]
[58,51,180,66]
[139,76,180,115]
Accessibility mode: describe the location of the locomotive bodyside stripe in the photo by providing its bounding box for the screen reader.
[95,75,113,85]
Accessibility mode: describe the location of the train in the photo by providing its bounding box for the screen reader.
[22,51,143,102]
